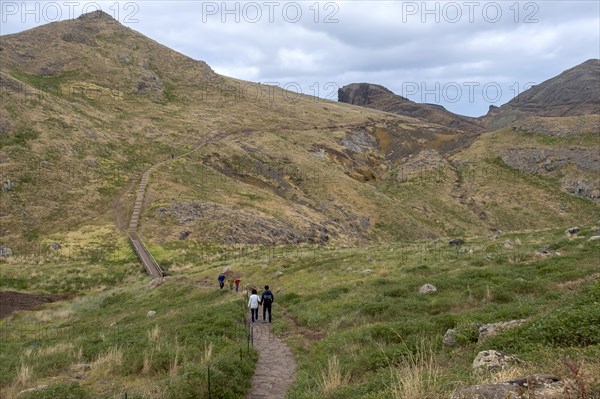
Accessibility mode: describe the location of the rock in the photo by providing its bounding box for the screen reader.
[565,226,580,236]
[478,319,527,339]
[535,245,559,257]
[472,350,521,374]
[361,269,373,274]
[443,328,458,347]
[2,179,14,191]
[109,322,117,327]
[419,283,437,294]
[272,271,284,279]
[451,374,568,399]
[147,310,156,317]
[588,235,600,241]
[0,245,12,257]
[449,238,465,246]
[148,277,169,289]
[345,267,353,271]
[178,230,190,240]
[503,240,514,249]
[366,256,376,263]
[49,243,61,250]
[70,364,91,372]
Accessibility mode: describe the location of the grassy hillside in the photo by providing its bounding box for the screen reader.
[2,12,598,252]
[1,11,599,399]
[1,227,598,398]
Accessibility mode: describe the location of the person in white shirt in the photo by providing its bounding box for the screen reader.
[248,289,261,322]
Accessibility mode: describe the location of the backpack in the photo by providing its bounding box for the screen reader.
[262,292,273,304]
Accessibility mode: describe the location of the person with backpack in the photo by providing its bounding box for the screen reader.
[217,273,225,289]
[248,289,260,323]
[261,285,274,323]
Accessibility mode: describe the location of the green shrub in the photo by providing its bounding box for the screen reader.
[453,322,480,346]
[486,282,600,352]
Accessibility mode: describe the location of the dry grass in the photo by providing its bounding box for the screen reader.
[388,340,443,399]
[91,346,123,375]
[202,342,214,364]
[16,363,32,386]
[318,355,350,395]
[148,324,160,345]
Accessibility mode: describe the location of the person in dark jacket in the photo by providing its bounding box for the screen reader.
[261,285,274,323]
[217,273,225,289]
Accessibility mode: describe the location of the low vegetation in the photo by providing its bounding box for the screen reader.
[2,226,598,398]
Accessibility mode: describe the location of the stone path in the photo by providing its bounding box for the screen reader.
[245,320,296,399]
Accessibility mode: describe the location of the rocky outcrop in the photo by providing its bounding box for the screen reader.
[500,148,599,201]
[156,201,343,245]
[484,59,600,129]
[472,350,522,374]
[451,375,573,399]
[338,83,483,132]
[0,246,12,257]
[419,283,437,294]
[565,226,580,236]
[501,148,599,175]
[478,319,527,339]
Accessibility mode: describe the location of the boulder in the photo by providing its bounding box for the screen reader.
[472,350,521,374]
[443,328,458,347]
[147,310,156,317]
[451,374,569,399]
[2,179,14,192]
[565,226,580,237]
[449,238,465,246]
[0,246,12,257]
[535,245,559,257]
[178,230,190,240]
[419,283,437,294]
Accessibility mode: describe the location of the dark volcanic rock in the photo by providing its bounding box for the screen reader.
[338,83,484,133]
[484,59,600,128]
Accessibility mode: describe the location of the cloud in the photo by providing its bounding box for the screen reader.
[1,0,598,116]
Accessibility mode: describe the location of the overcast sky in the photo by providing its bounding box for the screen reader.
[1,1,599,116]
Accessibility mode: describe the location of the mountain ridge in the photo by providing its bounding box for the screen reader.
[339,58,600,131]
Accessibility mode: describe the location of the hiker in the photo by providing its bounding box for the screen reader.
[248,288,260,323]
[227,277,234,291]
[261,285,274,323]
[235,278,241,292]
[217,273,225,289]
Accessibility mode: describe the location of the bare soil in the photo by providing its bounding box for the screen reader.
[0,291,71,319]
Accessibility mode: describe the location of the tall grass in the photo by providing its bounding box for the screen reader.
[388,339,444,399]
[318,355,350,394]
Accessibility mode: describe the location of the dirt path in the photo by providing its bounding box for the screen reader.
[246,320,296,399]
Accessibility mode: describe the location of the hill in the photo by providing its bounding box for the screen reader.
[339,61,600,203]
[0,11,599,399]
[2,12,598,251]
[338,82,484,133]
[483,59,600,129]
